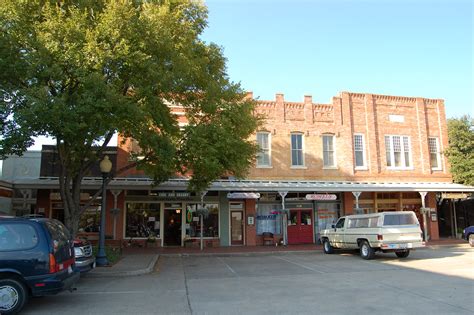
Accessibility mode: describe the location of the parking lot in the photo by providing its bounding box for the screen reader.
[24,245,473,314]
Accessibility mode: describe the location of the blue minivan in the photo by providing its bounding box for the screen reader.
[0,217,80,314]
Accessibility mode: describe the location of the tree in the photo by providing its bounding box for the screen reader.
[445,115,474,186]
[0,0,259,235]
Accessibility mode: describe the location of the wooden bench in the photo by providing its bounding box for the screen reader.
[262,232,274,246]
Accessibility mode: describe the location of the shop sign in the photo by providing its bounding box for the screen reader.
[227,192,261,199]
[305,194,337,201]
[441,193,468,199]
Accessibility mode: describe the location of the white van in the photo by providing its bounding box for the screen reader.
[320,211,425,259]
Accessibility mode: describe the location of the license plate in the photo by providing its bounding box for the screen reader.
[387,243,405,249]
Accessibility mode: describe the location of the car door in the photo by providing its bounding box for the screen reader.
[333,218,346,248]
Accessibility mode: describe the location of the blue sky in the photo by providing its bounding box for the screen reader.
[202,0,473,118]
[24,0,472,151]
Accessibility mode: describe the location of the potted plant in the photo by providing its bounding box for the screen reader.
[146,234,158,248]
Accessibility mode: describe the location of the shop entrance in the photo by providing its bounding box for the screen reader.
[164,207,182,246]
[287,209,313,244]
[231,211,244,245]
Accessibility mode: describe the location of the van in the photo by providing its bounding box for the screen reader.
[0,217,80,314]
[320,211,425,259]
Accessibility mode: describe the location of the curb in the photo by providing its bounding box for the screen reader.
[86,254,159,278]
[161,250,321,257]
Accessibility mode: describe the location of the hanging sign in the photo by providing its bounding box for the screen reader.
[227,192,261,199]
[305,194,337,201]
[186,209,193,223]
[441,193,468,199]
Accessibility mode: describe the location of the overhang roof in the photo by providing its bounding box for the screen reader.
[9,177,474,193]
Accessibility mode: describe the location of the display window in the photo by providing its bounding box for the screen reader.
[125,203,161,238]
[185,203,219,238]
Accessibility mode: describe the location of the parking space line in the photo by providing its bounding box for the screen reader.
[217,257,239,277]
[275,256,325,274]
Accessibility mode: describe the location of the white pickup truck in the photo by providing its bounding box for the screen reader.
[320,211,424,259]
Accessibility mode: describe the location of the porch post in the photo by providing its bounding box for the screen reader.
[419,191,429,241]
[279,191,288,246]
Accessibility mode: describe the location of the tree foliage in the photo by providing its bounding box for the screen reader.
[0,0,259,235]
[445,115,474,186]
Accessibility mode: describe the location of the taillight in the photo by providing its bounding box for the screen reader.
[377,234,383,241]
[49,253,57,273]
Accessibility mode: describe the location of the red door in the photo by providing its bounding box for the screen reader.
[287,209,314,245]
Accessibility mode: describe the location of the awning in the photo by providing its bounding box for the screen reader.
[9,177,474,193]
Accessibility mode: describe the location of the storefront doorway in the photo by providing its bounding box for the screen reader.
[164,206,182,246]
[287,209,313,244]
[231,211,244,245]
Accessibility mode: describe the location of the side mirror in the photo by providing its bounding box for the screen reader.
[331,224,335,229]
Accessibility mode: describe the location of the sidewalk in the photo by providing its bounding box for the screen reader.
[86,239,469,278]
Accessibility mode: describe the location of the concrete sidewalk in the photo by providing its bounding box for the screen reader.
[85,238,468,277]
[86,254,159,278]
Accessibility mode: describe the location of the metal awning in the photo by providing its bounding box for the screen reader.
[9,177,474,193]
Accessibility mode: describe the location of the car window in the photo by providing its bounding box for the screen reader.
[383,213,418,226]
[0,223,39,251]
[44,220,71,248]
[335,218,345,229]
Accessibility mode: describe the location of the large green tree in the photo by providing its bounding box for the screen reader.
[0,0,259,235]
[445,115,474,186]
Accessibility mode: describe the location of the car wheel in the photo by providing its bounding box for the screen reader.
[323,239,334,254]
[395,250,410,258]
[0,278,28,315]
[360,241,375,260]
[469,234,474,247]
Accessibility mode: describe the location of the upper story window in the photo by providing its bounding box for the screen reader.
[428,137,441,170]
[291,133,304,167]
[385,135,412,169]
[323,134,335,168]
[354,134,366,169]
[256,132,271,167]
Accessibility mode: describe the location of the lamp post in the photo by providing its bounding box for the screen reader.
[96,155,112,266]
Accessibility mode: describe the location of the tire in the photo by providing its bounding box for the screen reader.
[360,241,375,260]
[323,239,334,254]
[395,250,410,258]
[0,278,28,315]
[469,234,474,247]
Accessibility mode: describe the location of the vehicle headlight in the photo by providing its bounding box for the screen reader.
[74,247,84,257]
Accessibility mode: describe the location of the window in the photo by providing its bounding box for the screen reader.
[256,132,271,167]
[383,213,418,226]
[429,137,441,170]
[126,203,161,238]
[354,134,366,168]
[291,133,304,166]
[323,135,335,167]
[0,223,39,251]
[256,204,282,235]
[185,204,219,238]
[335,218,345,229]
[385,135,411,169]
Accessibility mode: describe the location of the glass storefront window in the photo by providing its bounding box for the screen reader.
[126,203,161,238]
[256,204,282,235]
[185,204,219,238]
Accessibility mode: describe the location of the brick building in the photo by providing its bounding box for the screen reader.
[3,91,473,247]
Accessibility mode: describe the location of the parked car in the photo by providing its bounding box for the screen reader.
[22,214,96,271]
[463,226,474,247]
[73,238,96,273]
[0,217,80,314]
[320,211,424,259]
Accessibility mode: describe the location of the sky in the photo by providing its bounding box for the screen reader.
[27,0,473,150]
[202,0,473,117]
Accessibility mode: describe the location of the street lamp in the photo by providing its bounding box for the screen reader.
[96,155,112,266]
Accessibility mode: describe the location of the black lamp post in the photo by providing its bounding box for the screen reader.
[96,155,112,266]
